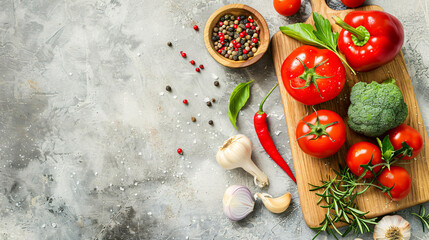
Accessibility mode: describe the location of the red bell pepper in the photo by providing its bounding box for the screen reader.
[333,11,404,72]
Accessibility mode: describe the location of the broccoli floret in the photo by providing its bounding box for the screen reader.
[347,79,408,137]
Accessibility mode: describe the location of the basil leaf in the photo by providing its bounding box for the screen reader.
[312,12,339,51]
[280,23,328,49]
[228,80,254,129]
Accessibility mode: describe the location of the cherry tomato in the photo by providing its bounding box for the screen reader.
[281,45,346,105]
[346,142,382,178]
[340,0,365,8]
[296,110,346,158]
[377,166,411,201]
[388,124,423,160]
[273,0,301,17]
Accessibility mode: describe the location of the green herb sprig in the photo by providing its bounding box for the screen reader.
[412,205,429,232]
[228,80,253,129]
[280,12,356,74]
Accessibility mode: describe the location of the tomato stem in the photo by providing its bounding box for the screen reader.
[258,83,278,114]
[296,108,338,142]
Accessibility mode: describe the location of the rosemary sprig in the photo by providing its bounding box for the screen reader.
[412,205,429,232]
[310,167,379,239]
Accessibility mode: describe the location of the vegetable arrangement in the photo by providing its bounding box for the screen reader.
[215,3,425,240]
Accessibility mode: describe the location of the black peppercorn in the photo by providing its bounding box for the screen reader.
[243,19,248,24]
[206,101,212,107]
[166,85,172,91]
[167,42,172,47]
[211,98,216,103]
[214,81,219,86]
[220,16,225,21]
[242,54,248,60]
[228,27,234,32]
[208,120,213,125]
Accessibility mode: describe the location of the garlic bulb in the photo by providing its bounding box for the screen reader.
[223,185,255,221]
[254,192,291,214]
[217,134,269,188]
[373,215,411,240]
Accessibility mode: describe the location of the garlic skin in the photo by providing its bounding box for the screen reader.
[223,185,255,221]
[254,192,291,214]
[373,215,411,240]
[217,135,269,188]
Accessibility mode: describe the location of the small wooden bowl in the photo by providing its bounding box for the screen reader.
[204,4,270,68]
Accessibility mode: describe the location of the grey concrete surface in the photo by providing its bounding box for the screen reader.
[0,0,429,239]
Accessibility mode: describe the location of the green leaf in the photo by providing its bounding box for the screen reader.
[228,80,254,129]
[382,135,394,154]
[280,24,328,49]
[312,12,338,51]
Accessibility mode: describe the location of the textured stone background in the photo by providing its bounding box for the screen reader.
[0,0,428,239]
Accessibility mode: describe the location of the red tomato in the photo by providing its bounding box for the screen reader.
[281,45,346,105]
[296,110,346,158]
[388,124,423,160]
[340,0,365,8]
[273,0,301,16]
[346,142,382,178]
[377,166,411,201]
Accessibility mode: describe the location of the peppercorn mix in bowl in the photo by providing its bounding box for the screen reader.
[204,4,269,68]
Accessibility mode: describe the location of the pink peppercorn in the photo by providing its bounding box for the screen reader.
[181,52,187,58]
[195,68,200,72]
[190,60,195,65]
[199,64,204,69]
[252,38,258,43]
[177,148,183,154]
[193,25,199,30]
[245,23,250,28]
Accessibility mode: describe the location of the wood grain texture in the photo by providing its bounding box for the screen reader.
[203,4,269,68]
[272,0,429,228]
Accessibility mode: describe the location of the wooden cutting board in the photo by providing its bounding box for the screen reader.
[272,0,429,228]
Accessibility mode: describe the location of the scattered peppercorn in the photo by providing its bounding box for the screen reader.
[181,52,187,58]
[183,99,188,104]
[206,101,212,107]
[190,60,195,65]
[195,68,200,72]
[214,81,219,86]
[166,85,172,91]
[177,148,183,154]
[167,42,172,47]
[211,98,216,103]
[199,64,204,69]
[193,25,199,31]
[208,120,214,125]
[191,117,196,122]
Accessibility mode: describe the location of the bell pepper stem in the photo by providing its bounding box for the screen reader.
[333,16,366,41]
[258,83,278,114]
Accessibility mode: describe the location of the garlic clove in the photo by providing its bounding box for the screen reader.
[223,185,255,221]
[216,135,269,188]
[373,215,411,240]
[254,192,291,214]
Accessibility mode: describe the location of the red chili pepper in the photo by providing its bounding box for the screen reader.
[334,11,404,72]
[254,83,297,184]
